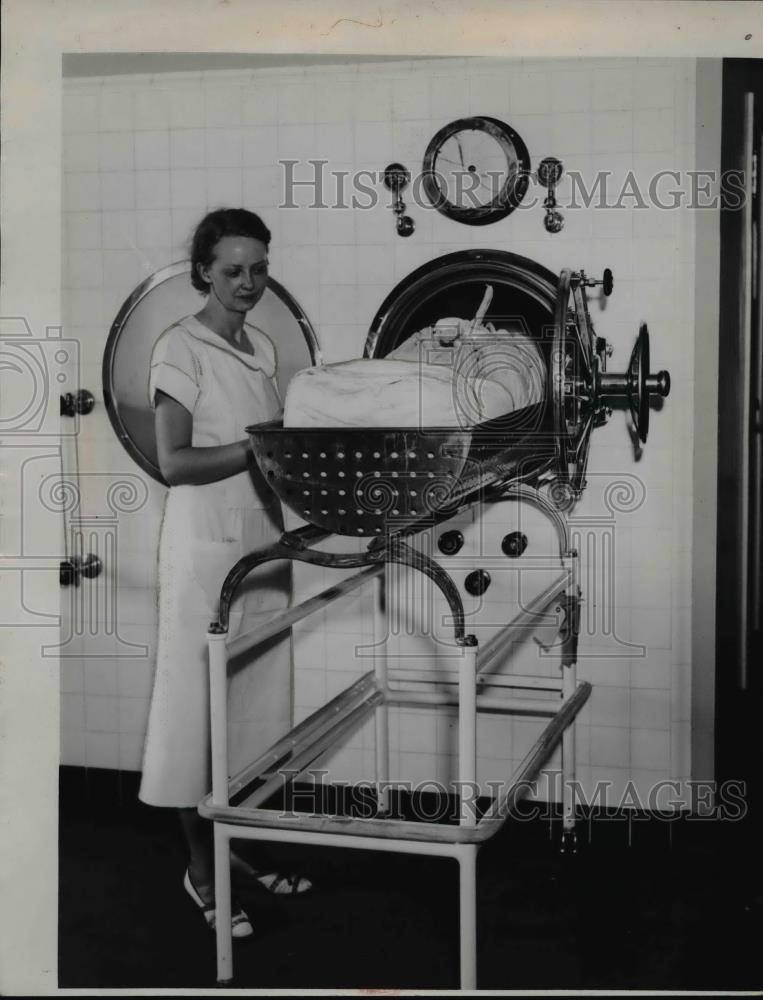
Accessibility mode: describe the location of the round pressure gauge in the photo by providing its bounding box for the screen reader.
[422,116,531,225]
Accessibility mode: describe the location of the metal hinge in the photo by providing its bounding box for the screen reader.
[60,389,95,417]
[60,554,102,587]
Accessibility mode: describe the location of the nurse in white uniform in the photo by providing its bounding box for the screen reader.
[139,208,309,939]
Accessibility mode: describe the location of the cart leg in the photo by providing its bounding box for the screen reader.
[374,580,390,814]
[458,639,478,827]
[560,660,577,853]
[375,699,390,814]
[458,845,478,990]
[214,823,233,985]
[560,587,580,856]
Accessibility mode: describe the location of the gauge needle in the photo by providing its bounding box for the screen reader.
[436,154,465,168]
[455,135,466,170]
[434,154,505,199]
[435,160,495,200]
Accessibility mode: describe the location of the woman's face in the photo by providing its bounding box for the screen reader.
[198,235,269,314]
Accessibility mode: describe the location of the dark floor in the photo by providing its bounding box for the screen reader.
[59,768,763,991]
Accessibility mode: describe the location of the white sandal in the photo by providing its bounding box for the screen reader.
[230,850,312,895]
[252,871,312,895]
[183,869,253,938]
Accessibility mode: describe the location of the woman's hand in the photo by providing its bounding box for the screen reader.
[155,390,251,486]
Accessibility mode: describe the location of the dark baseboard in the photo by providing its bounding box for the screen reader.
[60,764,141,812]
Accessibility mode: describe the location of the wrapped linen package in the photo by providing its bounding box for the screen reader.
[283,308,546,430]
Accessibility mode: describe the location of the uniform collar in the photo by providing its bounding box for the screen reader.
[180,315,275,377]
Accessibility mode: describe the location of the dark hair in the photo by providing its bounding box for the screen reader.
[190,208,272,294]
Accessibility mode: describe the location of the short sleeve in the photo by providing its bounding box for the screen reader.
[148,327,201,413]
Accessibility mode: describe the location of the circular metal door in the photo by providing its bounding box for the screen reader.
[365,249,559,492]
[102,261,320,484]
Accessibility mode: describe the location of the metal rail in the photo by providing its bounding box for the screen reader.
[198,681,590,846]
[477,570,570,676]
[226,565,383,660]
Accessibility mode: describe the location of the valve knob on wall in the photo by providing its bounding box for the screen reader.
[502,532,528,558]
[438,530,464,556]
[383,162,415,238]
[580,269,614,296]
[60,553,102,587]
[464,569,491,596]
[60,389,95,417]
[538,157,564,234]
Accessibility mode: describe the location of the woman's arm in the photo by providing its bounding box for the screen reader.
[154,390,250,486]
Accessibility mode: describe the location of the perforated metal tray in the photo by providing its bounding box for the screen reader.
[247,406,549,537]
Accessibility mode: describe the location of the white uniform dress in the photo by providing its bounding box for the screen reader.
[139,314,292,808]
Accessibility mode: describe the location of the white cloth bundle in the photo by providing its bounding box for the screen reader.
[283,288,546,429]
[387,316,546,410]
[283,357,520,428]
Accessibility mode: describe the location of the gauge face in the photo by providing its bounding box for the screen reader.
[422,117,531,225]
[431,128,512,208]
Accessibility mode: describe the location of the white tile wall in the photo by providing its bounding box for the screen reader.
[61,57,702,807]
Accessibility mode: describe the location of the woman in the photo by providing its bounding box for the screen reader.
[139,208,310,939]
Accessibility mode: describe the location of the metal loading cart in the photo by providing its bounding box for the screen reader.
[200,250,671,989]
